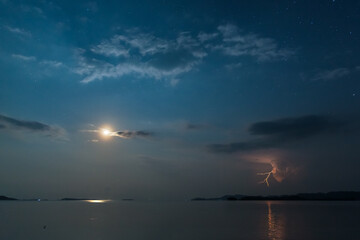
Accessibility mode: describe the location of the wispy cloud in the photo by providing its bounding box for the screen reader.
[0,114,67,139]
[311,68,351,81]
[214,23,295,61]
[20,4,45,17]
[40,60,64,68]
[117,32,170,56]
[77,61,196,84]
[75,24,294,84]
[90,37,130,57]
[197,32,219,42]
[4,25,31,37]
[11,54,36,61]
[90,30,171,58]
[76,30,204,84]
[12,54,65,69]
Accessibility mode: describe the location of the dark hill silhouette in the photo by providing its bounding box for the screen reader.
[0,196,17,200]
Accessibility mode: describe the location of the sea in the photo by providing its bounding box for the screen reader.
[0,200,359,240]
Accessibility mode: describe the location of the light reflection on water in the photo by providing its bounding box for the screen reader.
[267,201,285,240]
[83,199,111,203]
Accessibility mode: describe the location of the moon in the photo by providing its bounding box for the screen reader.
[102,129,111,136]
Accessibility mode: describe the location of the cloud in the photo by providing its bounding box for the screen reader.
[115,32,170,56]
[12,54,36,61]
[90,37,130,57]
[197,32,219,42]
[147,49,201,71]
[82,128,153,140]
[75,24,293,84]
[209,114,359,186]
[249,115,342,139]
[12,54,64,67]
[77,40,202,84]
[267,159,296,183]
[311,68,351,81]
[0,114,66,139]
[116,130,153,139]
[85,30,206,79]
[208,115,343,153]
[214,24,295,61]
[4,25,31,37]
[250,151,300,184]
[40,60,63,68]
[78,61,196,84]
[207,114,341,185]
[20,4,45,17]
[90,31,170,58]
[11,55,66,75]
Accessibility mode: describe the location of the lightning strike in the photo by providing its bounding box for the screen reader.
[257,171,273,187]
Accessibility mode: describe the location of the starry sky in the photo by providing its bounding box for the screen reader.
[0,0,359,200]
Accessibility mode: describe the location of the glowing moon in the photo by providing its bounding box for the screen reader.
[102,129,111,136]
[98,126,114,140]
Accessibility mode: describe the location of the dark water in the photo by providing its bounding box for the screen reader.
[0,200,359,240]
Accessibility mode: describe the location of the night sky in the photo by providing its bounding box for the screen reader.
[0,0,359,200]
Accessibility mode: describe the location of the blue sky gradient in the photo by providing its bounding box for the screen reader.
[0,0,360,200]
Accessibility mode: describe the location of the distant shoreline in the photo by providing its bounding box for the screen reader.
[192,191,360,201]
[2,191,360,202]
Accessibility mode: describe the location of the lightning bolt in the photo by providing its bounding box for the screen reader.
[257,171,273,187]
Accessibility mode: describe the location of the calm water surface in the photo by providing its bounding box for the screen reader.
[0,201,359,240]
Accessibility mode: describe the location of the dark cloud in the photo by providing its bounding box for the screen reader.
[208,115,344,153]
[249,115,343,139]
[0,114,65,138]
[116,130,153,139]
[0,114,51,131]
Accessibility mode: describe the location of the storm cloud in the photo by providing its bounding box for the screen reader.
[249,115,343,139]
[208,115,344,153]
